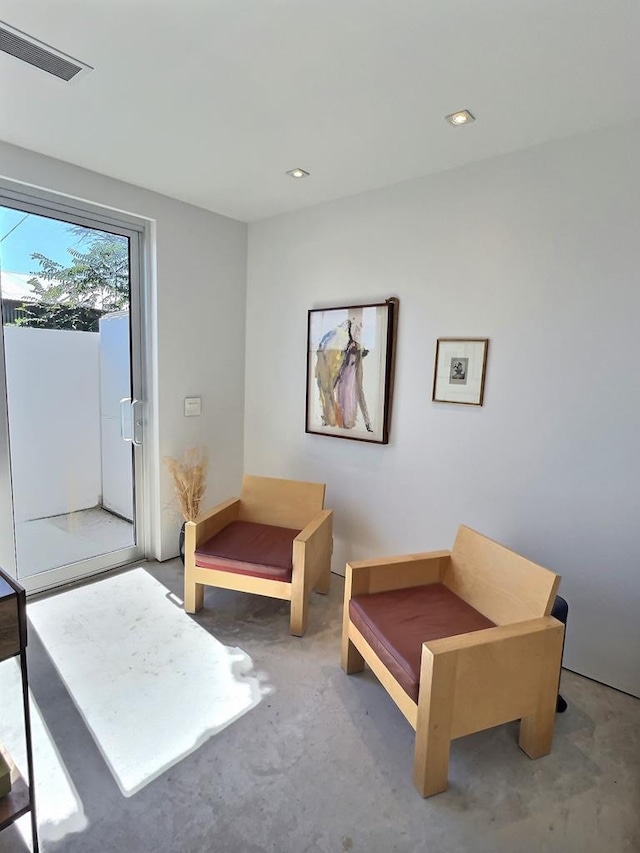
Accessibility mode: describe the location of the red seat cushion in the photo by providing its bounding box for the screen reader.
[349,584,495,702]
[194,520,301,582]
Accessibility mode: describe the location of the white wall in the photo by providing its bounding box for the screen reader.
[4,326,101,522]
[0,140,248,560]
[99,311,134,521]
[246,121,640,697]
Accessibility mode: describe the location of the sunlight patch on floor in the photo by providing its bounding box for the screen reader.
[0,659,88,846]
[27,567,268,796]
[16,507,133,577]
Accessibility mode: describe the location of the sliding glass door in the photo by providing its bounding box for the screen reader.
[0,186,146,591]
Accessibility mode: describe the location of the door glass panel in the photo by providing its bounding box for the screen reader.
[0,205,136,578]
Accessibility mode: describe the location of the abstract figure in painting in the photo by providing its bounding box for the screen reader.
[307,298,397,444]
[315,317,373,432]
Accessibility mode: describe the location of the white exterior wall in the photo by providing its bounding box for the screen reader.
[0,140,248,560]
[99,311,134,521]
[245,121,640,697]
[3,326,101,522]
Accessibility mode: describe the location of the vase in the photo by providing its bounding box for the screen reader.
[179,522,186,565]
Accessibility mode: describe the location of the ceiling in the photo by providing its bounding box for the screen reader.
[1,1,639,222]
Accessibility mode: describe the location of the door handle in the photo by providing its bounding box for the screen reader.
[120,398,143,446]
[131,399,143,447]
[120,397,133,442]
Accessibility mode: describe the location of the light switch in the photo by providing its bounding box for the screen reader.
[184,397,201,417]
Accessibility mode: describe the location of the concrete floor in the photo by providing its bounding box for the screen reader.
[1,559,638,853]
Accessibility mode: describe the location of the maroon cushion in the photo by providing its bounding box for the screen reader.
[349,584,495,702]
[194,520,301,582]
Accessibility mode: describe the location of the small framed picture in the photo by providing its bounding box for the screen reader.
[432,338,489,406]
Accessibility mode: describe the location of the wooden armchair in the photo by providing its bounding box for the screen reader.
[184,475,333,636]
[342,525,564,796]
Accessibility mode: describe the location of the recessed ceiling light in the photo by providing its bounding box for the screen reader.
[286,167,310,178]
[445,110,475,126]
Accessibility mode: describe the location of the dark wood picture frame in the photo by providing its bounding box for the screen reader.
[432,338,489,406]
[306,297,399,444]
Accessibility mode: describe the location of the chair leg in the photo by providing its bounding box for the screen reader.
[413,727,451,798]
[289,592,308,637]
[341,636,365,674]
[314,561,331,595]
[519,693,557,759]
[183,522,204,614]
[519,629,563,758]
[413,650,456,797]
[184,580,204,614]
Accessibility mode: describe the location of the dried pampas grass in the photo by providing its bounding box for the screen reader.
[164,447,208,521]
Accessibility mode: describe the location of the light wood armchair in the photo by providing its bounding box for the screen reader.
[342,525,564,797]
[185,475,333,636]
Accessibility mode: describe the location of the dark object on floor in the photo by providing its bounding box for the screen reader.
[551,594,569,713]
[179,522,186,565]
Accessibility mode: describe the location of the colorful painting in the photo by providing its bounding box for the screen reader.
[306,299,398,443]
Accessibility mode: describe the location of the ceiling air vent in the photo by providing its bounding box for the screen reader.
[0,20,92,82]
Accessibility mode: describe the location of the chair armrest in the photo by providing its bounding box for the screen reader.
[186,497,241,550]
[423,616,563,656]
[419,617,565,740]
[345,550,451,599]
[292,510,333,588]
[294,509,333,545]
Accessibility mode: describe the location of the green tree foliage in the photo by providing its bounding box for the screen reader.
[15,229,129,332]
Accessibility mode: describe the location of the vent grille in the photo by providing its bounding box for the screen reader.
[0,21,91,82]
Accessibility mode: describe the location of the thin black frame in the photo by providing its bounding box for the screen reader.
[305,297,399,444]
[432,337,489,406]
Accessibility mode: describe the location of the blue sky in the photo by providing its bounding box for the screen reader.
[0,207,85,274]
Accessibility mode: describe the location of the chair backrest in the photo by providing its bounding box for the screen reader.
[238,475,326,530]
[443,525,560,625]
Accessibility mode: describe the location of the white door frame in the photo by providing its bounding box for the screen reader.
[0,180,155,593]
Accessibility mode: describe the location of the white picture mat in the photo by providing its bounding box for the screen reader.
[307,305,389,441]
[433,339,487,404]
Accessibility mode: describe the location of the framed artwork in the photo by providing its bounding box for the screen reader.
[306,298,399,444]
[432,338,489,406]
